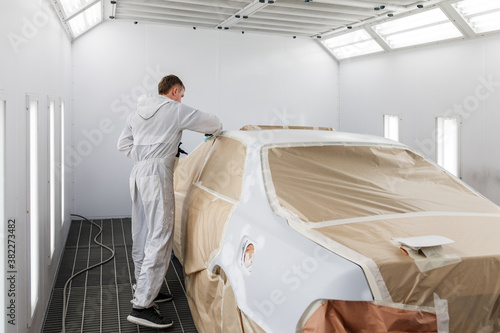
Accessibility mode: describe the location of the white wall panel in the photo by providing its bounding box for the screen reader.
[72,21,339,217]
[70,20,146,220]
[218,32,285,129]
[0,0,72,331]
[470,38,500,201]
[340,35,500,205]
[217,32,338,130]
[145,25,219,115]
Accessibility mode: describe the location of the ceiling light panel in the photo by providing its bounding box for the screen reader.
[373,8,463,49]
[322,29,384,60]
[452,0,500,34]
[59,0,95,18]
[67,1,103,38]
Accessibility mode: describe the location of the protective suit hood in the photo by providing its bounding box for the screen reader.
[137,94,171,120]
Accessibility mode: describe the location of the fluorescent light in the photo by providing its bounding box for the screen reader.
[53,0,104,39]
[67,1,102,38]
[436,117,459,177]
[59,0,95,18]
[374,9,447,36]
[453,0,500,17]
[385,22,462,48]
[61,101,65,226]
[28,99,39,318]
[384,115,399,142]
[323,29,370,47]
[49,100,56,258]
[374,8,463,49]
[322,29,384,60]
[469,11,500,33]
[453,0,500,34]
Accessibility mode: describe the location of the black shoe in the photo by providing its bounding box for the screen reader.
[154,292,173,303]
[127,306,173,329]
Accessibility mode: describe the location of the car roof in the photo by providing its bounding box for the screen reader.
[221,129,407,150]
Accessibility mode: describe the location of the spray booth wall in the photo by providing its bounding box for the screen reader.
[0,0,72,332]
[339,33,500,205]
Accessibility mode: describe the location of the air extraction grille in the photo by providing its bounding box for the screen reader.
[42,218,197,332]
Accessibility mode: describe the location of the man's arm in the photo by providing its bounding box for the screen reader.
[178,104,222,136]
[117,115,134,157]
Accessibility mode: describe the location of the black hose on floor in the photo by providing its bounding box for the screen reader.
[62,214,116,333]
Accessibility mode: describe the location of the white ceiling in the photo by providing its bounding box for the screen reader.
[109,0,450,38]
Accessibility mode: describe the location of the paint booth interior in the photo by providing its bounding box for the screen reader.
[2,0,500,332]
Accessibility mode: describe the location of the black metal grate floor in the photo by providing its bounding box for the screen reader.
[42,218,198,333]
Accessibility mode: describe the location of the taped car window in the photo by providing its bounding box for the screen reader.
[267,145,499,223]
[199,137,246,202]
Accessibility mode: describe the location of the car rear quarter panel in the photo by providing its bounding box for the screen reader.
[208,138,373,332]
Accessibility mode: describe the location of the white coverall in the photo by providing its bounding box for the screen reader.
[117,94,222,309]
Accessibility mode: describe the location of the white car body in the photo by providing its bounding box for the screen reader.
[209,130,389,332]
[174,128,500,332]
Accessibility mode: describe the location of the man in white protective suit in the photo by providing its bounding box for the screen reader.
[117,75,222,329]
